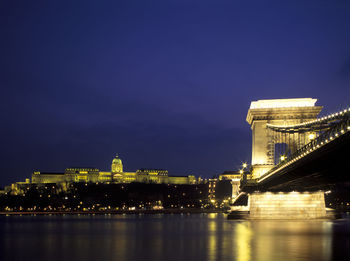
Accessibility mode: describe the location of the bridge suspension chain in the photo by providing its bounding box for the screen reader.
[258,112,350,183]
[266,107,350,133]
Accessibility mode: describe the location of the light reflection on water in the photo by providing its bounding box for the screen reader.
[1,213,350,261]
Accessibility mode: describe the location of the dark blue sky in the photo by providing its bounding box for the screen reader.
[1,0,350,186]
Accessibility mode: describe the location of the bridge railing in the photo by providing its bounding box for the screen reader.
[258,115,350,182]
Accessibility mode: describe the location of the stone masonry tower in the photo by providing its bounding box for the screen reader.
[246,98,322,179]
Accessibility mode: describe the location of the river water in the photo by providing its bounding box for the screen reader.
[1,213,349,261]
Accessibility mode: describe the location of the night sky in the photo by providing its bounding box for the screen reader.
[1,0,350,186]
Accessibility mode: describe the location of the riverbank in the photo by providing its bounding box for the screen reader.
[0,208,227,215]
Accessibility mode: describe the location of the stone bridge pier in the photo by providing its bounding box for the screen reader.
[249,191,326,219]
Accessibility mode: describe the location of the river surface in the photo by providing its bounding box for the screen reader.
[1,213,350,261]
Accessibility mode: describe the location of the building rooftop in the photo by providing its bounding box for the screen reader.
[65,167,99,171]
[33,171,64,175]
[137,169,168,172]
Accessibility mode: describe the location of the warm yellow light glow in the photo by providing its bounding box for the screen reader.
[249,192,326,219]
[250,98,317,109]
[235,223,252,261]
[239,169,244,174]
[308,133,316,140]
[242,163,248,169]
[280,155,286,161]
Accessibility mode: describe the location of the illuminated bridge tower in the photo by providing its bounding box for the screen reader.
[246,98,322,179]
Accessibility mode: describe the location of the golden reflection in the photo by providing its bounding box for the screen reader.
[207,220,217,261]
[235,222,252,261]
[2,215,339,261]
[208,213,218,219]
[112,218,128,259]
[150,220,163,258]
[250,221,333,261]
[322,222,333,261]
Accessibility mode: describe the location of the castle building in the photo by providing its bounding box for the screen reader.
[31,168,109,184]
[110,155,196,184]
[30,155,196,185]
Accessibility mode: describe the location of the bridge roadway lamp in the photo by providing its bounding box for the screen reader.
[308,133,316,140]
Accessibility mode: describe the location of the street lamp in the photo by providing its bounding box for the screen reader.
[308,133,316,140]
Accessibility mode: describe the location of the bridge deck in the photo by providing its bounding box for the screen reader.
[243,130,350,192]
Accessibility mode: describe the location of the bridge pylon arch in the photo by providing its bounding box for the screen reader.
[246,98,322,179]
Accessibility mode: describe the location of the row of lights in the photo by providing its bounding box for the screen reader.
[239,163,248,175]
[267,107,350,130]
[259,123,350,183]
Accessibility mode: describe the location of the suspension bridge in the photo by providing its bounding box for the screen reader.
[237,98,350,219]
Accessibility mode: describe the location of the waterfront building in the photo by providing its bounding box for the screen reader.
[3,179,31,195]
[208,179,216,202]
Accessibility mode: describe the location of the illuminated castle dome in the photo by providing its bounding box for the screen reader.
[111,155,123,173]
